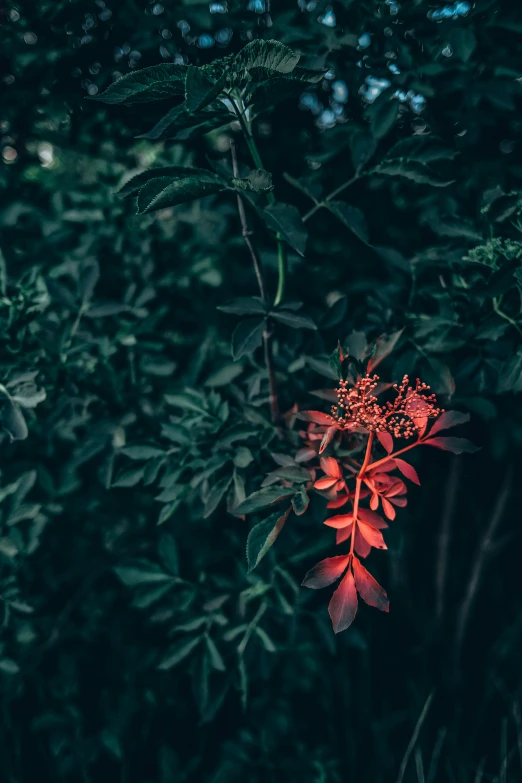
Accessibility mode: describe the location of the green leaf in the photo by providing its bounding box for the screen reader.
[326,201,369,244]
[373,159,455,187]
[139,103,231,141]
[118,166,219,197]
[185,66,226,113]
[232,39,300,81]
[234,487,295,515]
[120,446,165,460]
[447,27,477,62]
[262,203,307,256]
[246,507,291,572]
[112,467,146,487]
[3,400,28,441]
[203,475,233,518]
[231,169,273,194]
[136,174,226,214]
[350,130,377,171]
[271,310,317,330]
[158,533,179,576]
[158,637,201,670]
[218,297,267,315]
[231,318,266,360]
[114,564,175,587]
[91,64,187,104]
[370,98,399,140]
[205,637,226,672]
[385,136,458,163]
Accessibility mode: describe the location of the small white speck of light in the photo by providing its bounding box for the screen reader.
[2,146,18,163]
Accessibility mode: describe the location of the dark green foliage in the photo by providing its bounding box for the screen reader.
[2,1,522,782]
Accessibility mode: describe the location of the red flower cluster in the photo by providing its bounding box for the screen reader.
[297,375,476,633]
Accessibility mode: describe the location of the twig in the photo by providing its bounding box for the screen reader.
[396,691,434,783]
[435,456,461,619]
[230,140,279,423]
[454,466,513,662]
[302,173,360,222]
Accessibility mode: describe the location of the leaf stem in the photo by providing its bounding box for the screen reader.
[230,140,279,423]
[366,439,421,473]
[493,296,522,337]
[350,431,374,556]
[231,95,286,306]
[302,173,360,223]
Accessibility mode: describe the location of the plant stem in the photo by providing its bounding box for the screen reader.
[366,439,421,473]
[302,173,360,223]
[230,140,279,423]
[231,96,286,306]
[350,431,374,556]
[454,465,512,664]
[493,296,522,337]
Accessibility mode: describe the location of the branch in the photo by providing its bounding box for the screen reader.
[230,140,279,423]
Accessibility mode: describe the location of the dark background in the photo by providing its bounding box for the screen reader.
[2,1,522,781]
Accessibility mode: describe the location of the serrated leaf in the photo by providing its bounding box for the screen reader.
[246,507,290,572]
[326,201,369,244]
[231,318,266,360]
[136,174,226,214]
[233,39,300,80]
[91,64,187,104]
[231,169,273,194]
[203,475,233,518]
[262,203,307,256]
[374,159,455,187]
[185,66,226,113]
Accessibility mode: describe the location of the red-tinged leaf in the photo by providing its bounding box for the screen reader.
[319,425,338,454]
[384,478,406,497]
[367,329,404,372]
[427,410,470,437]
[358,520,387,549]
[391,496,407,507]
[328,569,358,633]
[377,431,393,453]
[354,528,372,558]
[358,508,388,529]
[394,457,421,485]
[314,477,338,490]
[381,497,396,520]
[301,555,350,589]
[370,493,379,510]
[246,506,291,572]
[327,493,350,509]
[324,514,353,529]
[370,460,395,474]
[422,436,480,454]
[336,526,352,544]
[297,410,335,425]
[320,456,342,478]
[352,556,389,612]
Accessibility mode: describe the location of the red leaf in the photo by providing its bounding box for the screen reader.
[336,526,352,544]
[328,569,358,633]
[428,410,470,438]
[327,493,350,509]
[358,520,387,549]
[352,556,389,612]
[297,410,335,425]
[302,555,350,589]
[354,528,371,558]
[384,478,406,497]
[358,508,388,529]
[314,477,338,490]
[320,456,342,478]
[377,431,393,453]
[381,498,396,520]
[370,493,379,510]
[391,496,407,507]
[324,514,353,529]
[394,458,421,485]
[422,437,479,454]
[319,425,338,454]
